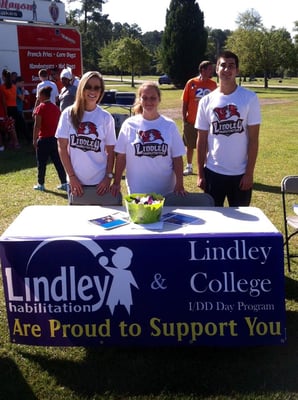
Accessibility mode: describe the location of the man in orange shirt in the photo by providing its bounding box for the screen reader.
[182,61,217,175]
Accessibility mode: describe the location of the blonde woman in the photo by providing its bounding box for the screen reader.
[111,81,186,196]
[56,71,116,202]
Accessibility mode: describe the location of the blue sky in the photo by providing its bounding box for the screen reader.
[100,0,297,35]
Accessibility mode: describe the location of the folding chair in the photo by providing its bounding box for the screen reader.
[69,187,122,206]
[164,192,215,206]
[281,175,298,272]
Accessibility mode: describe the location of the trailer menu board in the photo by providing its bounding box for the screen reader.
[17,24,82,91]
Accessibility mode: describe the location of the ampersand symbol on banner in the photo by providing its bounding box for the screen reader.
[151,273,167,290]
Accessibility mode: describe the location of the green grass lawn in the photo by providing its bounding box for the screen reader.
[0,83,297,400]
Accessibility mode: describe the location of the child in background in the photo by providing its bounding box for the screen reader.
[16,76,31,143]
[32,86,67,191]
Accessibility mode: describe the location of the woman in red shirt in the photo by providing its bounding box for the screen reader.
[1,70,18,122]
[0,73,19,149]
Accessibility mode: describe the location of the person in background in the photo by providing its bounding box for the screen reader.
[50,67,63,93]
[196,50,261,206]
[16,76,31,143]
[1,69,20,149]
[0,87,4,150]
[1,68,8,82]
[59,67,77,111]
[111,81,186,196]
[11,71,18,85]
[72,75,80,87]
[56,71,116,201]
[0,85,19,150]
[32,86,67,191]
[182,60,217,176]
[1,70,18,124]
[33,69,59,112]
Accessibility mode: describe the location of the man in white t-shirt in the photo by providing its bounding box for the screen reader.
[33,69,59,113]
[196,50,261,207]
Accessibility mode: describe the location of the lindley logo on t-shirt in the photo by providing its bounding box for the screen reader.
[4,239,139,316]
[134,129,168,158]
[212,104,244,137]
[70,121,101,152]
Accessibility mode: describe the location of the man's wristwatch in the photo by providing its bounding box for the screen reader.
[106,173,113,179]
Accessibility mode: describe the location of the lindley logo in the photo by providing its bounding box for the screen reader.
[70,121,101,152]
[4,238,138,315]
[49,1,59,22]
[212,104,244,137]
[135,129,168,158]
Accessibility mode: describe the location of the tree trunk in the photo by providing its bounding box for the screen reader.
[131,70,135,88]
[264,71,268,89]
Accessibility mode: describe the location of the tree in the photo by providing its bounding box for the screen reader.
[66,0,113,71]
[226,8,296,88]
[99,40,120,75]
[109,37,151,87]
[111,22,142,41]
[66,0,107,33]
[161,0,207,87]
[205,28,232,63]
[226,28,262,80]
[142,31,163,53]
[291,22,298,76]
[142,31,163,74]
[235,8,263,30]
[82,15,113,71]
[226,27,295,88]
[294,21,298,46]
[257,28,296,85]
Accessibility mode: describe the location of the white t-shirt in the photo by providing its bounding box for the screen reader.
[36,80,59,104]
[115,114,185,195]
[195,86,261,175]
[55,105,116,185]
